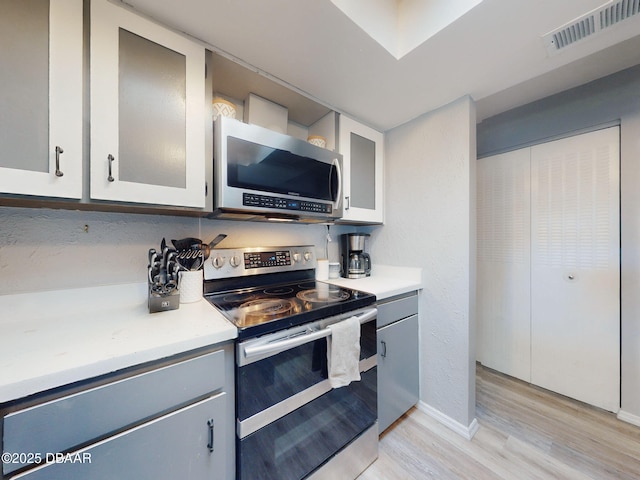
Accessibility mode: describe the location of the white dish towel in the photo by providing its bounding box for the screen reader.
[327,316,361,388]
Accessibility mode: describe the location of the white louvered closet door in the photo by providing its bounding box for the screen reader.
[530,126,620,413]
[477,148,531,382]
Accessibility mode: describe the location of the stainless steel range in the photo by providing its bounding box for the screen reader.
[204,246,378,480]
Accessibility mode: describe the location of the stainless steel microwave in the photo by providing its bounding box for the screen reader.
[210,117,343,223]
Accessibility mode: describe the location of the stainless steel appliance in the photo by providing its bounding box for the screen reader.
[203,246,378,480]
[340,233,372,279]
[210,117,343,223]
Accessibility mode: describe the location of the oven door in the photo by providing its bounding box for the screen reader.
[235,308,377,480]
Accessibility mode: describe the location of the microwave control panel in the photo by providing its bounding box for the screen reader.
[243,193,332,214]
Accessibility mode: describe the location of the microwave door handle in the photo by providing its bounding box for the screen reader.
[331,158,342,207]
[242,307,377,359]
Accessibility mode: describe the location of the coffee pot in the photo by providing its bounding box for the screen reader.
[340,233,372,279]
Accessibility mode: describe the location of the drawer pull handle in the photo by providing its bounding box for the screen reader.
[380,340,387,358]
[207,419,215,452]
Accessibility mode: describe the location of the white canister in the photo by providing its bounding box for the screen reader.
[179,270,203,303]
[328,262,341,279]
[316,259,329,281]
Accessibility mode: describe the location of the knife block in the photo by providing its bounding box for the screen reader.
[148,282,180,314]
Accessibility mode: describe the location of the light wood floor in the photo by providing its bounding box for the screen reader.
[360,364,640,479]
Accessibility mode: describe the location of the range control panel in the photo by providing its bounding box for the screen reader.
[244,250,291,269]
[204,246,316,280]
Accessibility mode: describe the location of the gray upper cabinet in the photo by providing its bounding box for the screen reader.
[90,0,206,208]
[0,0,83,199]
[338,114,384,224]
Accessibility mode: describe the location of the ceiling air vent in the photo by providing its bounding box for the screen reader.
[543,0,640,55]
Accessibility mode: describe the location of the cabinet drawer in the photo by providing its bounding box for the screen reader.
[377,293,418,328]
[12,393,227,480]
[3,349,224,475]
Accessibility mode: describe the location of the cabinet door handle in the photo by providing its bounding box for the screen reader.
[55,146,64,177]
[207,419,215,452]
[380,340,387,358]
[107,154,115,182]
[345,196,350,210]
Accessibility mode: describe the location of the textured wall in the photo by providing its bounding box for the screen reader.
[370,96,477,429]
[0,206,330,295]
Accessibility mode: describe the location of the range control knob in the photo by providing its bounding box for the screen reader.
[229,255,241,268]
[212,255,226,269]
[292,253,301,263]
[304,252,312,262]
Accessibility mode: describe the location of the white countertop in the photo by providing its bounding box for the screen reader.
[326,264,423,300]
[0,265,421,404]
[0,283,237,404]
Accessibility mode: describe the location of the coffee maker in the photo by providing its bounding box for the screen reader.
[340,233,372,279]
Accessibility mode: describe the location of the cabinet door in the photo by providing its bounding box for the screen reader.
[0,0,82,199]
[338,115,384,223]
[13,393,227,480]
[476,148,532,382]
[530,126,620,413]
[378,315,419,433]
[90,0,206,208]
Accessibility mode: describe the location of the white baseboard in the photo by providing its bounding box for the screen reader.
[617,409,640,427]
[417,401,479,440]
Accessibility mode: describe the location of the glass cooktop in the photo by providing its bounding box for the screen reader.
[205,280,375,339]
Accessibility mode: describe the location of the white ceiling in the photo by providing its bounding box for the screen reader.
[122,0,640,131]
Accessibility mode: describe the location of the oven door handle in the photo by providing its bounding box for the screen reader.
[242,307,377,359]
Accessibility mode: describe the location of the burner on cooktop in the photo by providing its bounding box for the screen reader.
[222,292,261,304]
[296,287,350,304]
[237,298,295,327]
[264,286,294,296]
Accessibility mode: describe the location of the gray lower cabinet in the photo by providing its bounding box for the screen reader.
[377,293,419,433]
[10,394,225,480]
[2,344,234,480]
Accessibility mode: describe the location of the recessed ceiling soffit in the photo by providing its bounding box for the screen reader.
[329,0,484,59]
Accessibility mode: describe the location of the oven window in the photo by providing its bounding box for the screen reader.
[226,136,337,201]
[237,368,376,480]
[237,339,326,421]
[237,320,377,421]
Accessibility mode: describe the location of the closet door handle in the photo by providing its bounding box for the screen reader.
[380,340,387,358]
[54,146,64,177]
